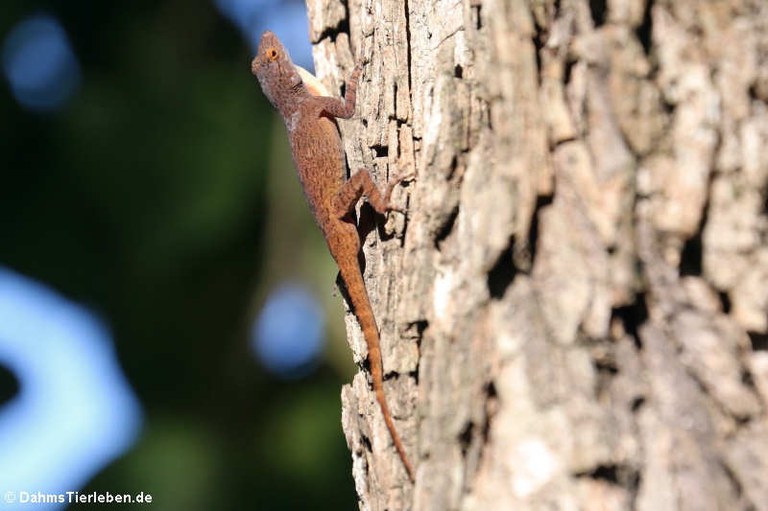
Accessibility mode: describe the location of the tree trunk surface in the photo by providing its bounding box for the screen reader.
[306,0,768,509]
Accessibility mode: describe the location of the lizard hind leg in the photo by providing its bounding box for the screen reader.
[332,168,404,218]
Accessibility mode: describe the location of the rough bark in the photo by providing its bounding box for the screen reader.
[306,0,768,509]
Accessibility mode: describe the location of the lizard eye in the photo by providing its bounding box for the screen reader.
[265,48,279,61]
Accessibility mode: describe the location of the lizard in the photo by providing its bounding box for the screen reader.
[251,31,415,482]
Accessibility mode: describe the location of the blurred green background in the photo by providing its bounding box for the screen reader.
[0,0,358,509]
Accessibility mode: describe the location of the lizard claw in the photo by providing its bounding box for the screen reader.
[349,62,363,86]
[384,171,416,214]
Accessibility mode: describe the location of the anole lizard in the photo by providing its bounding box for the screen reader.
[251,31,415,482]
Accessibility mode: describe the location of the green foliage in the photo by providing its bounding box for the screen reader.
[0,1,356,509]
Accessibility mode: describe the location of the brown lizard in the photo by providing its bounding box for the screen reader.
[251,31,415,482]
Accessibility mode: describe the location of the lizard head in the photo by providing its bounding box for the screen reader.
[251,31,304,112]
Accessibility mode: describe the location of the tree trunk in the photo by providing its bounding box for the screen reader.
[306,0,768,509]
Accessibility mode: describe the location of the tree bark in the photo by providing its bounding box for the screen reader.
[306,0,768,509]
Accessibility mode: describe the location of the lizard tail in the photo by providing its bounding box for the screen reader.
[340,262,416,482]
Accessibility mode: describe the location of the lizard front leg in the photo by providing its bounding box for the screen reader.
[310,64,362,120]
